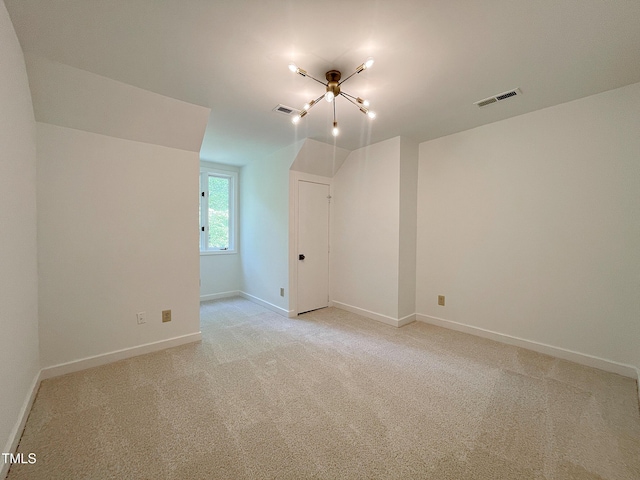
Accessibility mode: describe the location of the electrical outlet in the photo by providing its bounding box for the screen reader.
[136,312,146,324]
[438,295,445,306]
[280,288,285,297]
[162,310,172,323]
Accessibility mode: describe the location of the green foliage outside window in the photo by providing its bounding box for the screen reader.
[208,176,230,249]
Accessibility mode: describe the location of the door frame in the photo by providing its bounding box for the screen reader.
[288,171,333,316]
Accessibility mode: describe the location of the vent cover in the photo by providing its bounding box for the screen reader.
[474,88,521,107]
[273,104,299,116]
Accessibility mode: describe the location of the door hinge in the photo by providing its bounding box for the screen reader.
[201,191,205,197]
[201,226,205,232]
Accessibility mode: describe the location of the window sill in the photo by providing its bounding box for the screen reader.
[200,250,237,256]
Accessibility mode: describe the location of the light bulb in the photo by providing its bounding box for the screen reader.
[291,115,301,124]
[367,111,376,119]
[332,122,339,137]
[288,63,298,73]
[363,99,370,107]
[325,91,334,103]
[303,103,310,111]
[364,57,375,69]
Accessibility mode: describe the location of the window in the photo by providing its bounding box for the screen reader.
[199,168,237,254]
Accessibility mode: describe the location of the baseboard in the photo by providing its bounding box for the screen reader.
[40,332,202,380]
[200,290,240,302]
[239,291,291,317]
[332,301,416,328]
[416,313,637,378]
[398,313,417,327]
[1,370,41,479]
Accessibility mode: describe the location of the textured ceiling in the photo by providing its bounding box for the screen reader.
[6,0,640,165]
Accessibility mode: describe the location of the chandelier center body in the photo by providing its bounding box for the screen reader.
[325,70,341,97]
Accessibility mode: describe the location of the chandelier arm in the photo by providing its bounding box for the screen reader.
[303,94,325,112]
[294,64,327,86]
[331,97,340,137]
[338,70,358,86]
[340,93,374,118]
[340,91,359,101]
[306,73,328,86]
[339,92,361,108]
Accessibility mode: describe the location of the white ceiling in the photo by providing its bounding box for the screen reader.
[6,0,640,166]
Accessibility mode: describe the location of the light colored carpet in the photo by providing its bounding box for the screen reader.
[7,297,640,479]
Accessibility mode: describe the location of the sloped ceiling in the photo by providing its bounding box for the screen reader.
[290,139,351,178]
[6,0,640,165]
[25,54,210,152]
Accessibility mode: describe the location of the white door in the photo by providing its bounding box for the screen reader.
[297,181,330,314]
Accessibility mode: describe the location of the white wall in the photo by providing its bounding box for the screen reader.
[199,161,242,300]
[417,82,640,372]
[200,253,242,300]
[398,137,419,319]
[37,123,201,367]
[240,141,303,314]
[0,1,40,461]
[331,137,402,320]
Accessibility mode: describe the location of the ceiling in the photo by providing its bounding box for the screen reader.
[6,0,640,166]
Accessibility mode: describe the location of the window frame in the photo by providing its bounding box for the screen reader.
[199,167,238,255]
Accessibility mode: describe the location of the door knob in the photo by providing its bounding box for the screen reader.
[299,254,305,260]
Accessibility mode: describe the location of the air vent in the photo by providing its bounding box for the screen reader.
[474,88,521,108]
[273,104,299,116]
[476,98,497,107]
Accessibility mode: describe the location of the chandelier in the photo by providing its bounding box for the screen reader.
[288,57,376,137]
